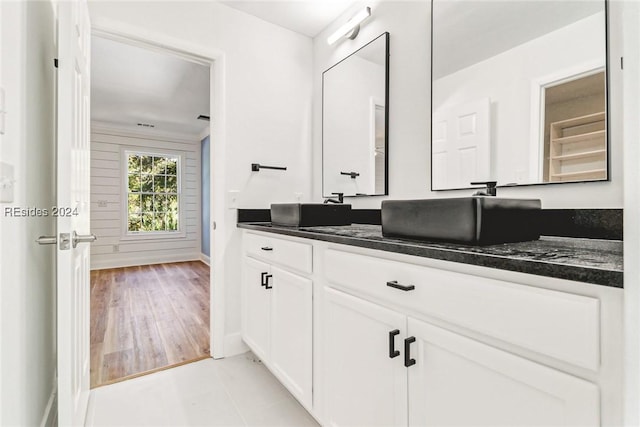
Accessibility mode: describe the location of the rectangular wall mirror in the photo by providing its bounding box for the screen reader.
[431,1,608,191]
[323,32,390,197]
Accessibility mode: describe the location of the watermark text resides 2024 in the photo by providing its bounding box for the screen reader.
[4,206,78,217]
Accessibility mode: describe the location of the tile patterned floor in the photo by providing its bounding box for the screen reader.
[86,352,319,426]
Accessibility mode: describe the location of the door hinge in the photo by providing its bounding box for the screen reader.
[54,58,59,68]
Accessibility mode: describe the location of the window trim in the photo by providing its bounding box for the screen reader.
[120,147,187,241]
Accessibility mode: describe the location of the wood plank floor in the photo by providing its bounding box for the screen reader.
[90,261,210,388]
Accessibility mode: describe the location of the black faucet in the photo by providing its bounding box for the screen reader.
[324,192,344,204]
[471,181,497,196]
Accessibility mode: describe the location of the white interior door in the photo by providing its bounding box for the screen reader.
[432,98,491,189]
[57,0,92,424]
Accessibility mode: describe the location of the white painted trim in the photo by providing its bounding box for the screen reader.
[622,0,640,423]
[199,126,210,142]
[528,60,605,183]
[224,332,249,358]
[91,19,227,360]
[90,251,201,271]
[39,381,57,427]
[200,253,210,266]
[92,121,200,145]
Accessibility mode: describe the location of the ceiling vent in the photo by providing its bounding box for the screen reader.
[137,123,155,128]
[197,115,210,122]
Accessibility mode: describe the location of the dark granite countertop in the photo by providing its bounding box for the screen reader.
[237,222,623,288]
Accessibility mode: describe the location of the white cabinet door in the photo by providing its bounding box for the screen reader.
[242,257,271,361]
[407,317,600,427]
[270,266,313,408]
[323,287,408,427]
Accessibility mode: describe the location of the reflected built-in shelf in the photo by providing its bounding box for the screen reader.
[551,168,607,180]
[550,149,607,162]
[549,112,606,182]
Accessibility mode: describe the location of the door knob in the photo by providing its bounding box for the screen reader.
[37,233,71,250]
[35,235,57,245]
[72,231,97,248]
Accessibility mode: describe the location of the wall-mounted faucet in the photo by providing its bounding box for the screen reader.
[324,192,344,204]
[471,181,497,196]
[340,171,360,179]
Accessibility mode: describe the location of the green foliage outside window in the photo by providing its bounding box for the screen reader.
[127,154,180,232]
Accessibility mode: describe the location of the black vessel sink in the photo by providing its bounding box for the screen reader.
[270,203,352,227]
[382,197,541,245]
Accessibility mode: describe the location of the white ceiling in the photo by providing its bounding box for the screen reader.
[91,36,210,136]
[220,0,356,37]
[91,1,356,136]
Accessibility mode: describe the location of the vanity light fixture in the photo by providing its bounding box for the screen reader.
[327,6,371,45]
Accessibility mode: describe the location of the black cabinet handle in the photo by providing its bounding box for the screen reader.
[264,274,273,289]
[389,329,400,358]
[387,281,415,292]
[261,246,273,251]
[261,272,268,287]
[404,336,416,367]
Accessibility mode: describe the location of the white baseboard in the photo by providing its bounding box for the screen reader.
[224,332,249,358]
[40,381,57,427]
[90,252,201,270]
[200,253,210,266]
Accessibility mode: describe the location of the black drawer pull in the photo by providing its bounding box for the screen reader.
[389,329,400,358]
[404,336,416,367]
[387,281,415,291]
[261,272,268,287]
[264,274,273,289]
[261,246,273,251]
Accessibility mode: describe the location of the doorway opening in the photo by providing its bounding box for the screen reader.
[89,34,213,388]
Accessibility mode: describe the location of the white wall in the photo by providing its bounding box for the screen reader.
[0,1,57,425]
[88,1,313,354]
[313,1,624,209]
[90,125,202,270]
[314,1,430,204]
[433,13,605,185]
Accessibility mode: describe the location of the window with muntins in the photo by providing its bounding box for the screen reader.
[126,152,180,233]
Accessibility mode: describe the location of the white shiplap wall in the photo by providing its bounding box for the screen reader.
[90,126,201,270]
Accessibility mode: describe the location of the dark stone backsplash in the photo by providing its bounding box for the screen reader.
[539,209,622,240]
[238,208,623,240]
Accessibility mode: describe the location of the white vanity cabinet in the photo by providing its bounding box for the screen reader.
[240,229,622,426]
[323,287,408,427]
[321,248,609,427]
[322,288,599,427]
[243,257,272,361]
[407,318,599,426]
[241,232,313,409]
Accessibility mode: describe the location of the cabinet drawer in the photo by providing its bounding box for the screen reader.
[245,232,312,274]
[324,249,600,371]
